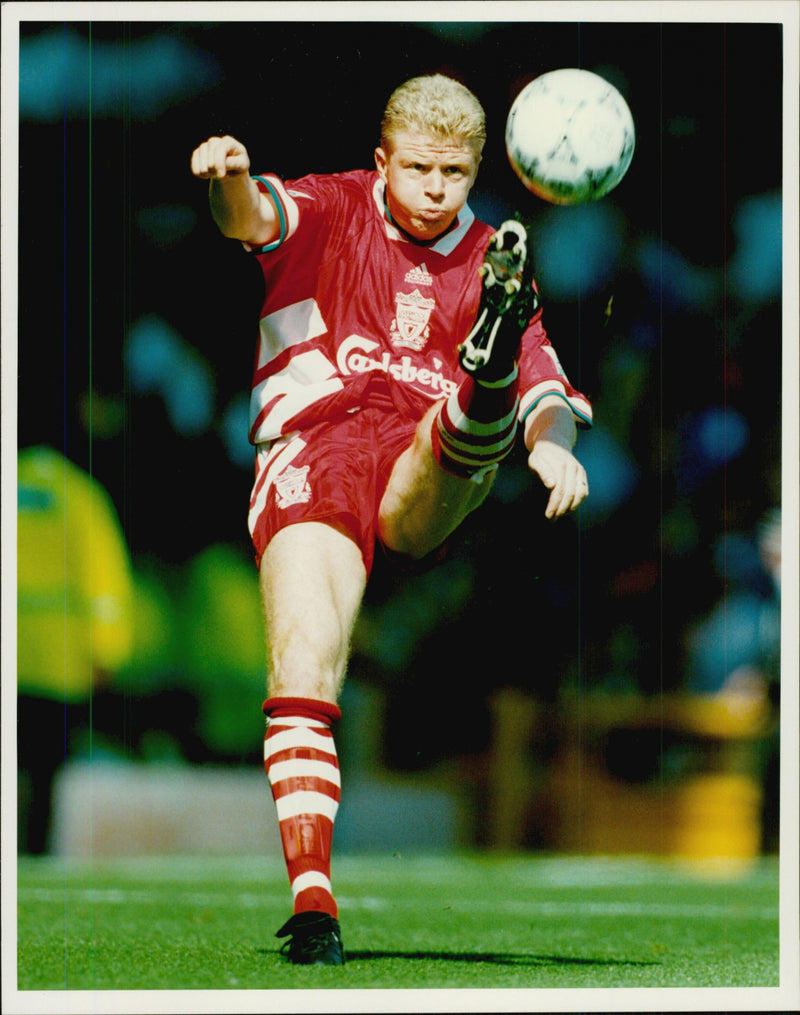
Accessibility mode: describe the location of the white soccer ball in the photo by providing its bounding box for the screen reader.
[505,68,635,205]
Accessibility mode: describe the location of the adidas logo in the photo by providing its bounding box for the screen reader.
[404,263,433,286]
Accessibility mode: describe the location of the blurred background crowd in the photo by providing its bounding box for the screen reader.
[14,17,785,858]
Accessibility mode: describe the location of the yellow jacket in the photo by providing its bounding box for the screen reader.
[17,446,133,700]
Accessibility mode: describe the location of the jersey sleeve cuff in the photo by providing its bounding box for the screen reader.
[519,381,593,427]
[242,175,296,253]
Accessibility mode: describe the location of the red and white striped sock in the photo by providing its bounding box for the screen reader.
[432,367,520,478]
[262,696,342,918]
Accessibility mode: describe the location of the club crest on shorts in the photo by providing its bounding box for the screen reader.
[390,289,435,351]
[274,464,312,509]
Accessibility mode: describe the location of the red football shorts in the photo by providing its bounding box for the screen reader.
[248,406,421,575]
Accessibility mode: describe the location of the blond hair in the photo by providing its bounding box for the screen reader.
[380,74,486,154]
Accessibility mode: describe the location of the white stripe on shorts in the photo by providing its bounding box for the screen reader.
[248,435,307,537]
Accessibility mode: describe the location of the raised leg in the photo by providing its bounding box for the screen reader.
[377,400,498,559]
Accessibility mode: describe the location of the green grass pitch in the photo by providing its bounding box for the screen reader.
[16,852,781,997]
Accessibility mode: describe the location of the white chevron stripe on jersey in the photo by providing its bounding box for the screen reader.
[249,350,345,443]
[257,298,328,369]
[274,790,339,823]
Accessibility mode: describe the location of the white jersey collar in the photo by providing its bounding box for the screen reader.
[371,176,475,256]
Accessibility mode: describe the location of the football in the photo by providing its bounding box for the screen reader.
[505,68,635,205]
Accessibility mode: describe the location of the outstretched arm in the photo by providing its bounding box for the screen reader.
[190,135,280,246]
[524,395,589,519]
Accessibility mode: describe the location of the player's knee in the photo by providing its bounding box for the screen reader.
[268,662,341,702]
[266,630,347,701]
[376,513,419,559]
[377,507,452,561]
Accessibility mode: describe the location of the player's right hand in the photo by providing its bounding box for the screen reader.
[190,135,251,180]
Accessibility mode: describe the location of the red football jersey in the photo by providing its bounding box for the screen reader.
[246,169,592,444]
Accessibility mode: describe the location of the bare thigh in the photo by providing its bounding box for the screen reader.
[377,401,496,559]
[259,521,367,703]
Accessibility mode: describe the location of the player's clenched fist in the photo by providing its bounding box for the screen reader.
[191,135,279,244]
[190,135,251,180]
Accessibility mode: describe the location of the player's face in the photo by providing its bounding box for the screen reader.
[375,132,480,242]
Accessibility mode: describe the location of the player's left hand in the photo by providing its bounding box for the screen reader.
[527,440,589,519]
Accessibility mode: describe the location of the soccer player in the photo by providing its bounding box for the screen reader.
[190,74,591,965]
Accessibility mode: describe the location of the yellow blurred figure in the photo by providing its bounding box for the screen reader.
[17,445,133,852]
